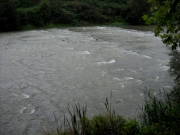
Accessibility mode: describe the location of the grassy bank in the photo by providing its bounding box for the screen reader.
[44,85,180,135]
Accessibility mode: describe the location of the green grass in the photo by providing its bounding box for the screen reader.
[43,85,180,135]
[108,21,128,27]
[44,98,139,135]
[21,24,37,31]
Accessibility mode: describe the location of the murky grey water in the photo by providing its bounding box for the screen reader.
[0,26,173,135]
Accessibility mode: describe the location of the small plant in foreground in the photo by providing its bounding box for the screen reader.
[138,87,180,135]
[44,96,141,135]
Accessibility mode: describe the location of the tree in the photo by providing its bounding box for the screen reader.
[0,0,19,31]
[143,0,180,50]
[126,0,150,24]
[143,0,180,84]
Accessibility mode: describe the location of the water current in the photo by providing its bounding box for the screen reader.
[0,26,174,135]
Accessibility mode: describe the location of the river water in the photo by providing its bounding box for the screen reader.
[0,26,173,135]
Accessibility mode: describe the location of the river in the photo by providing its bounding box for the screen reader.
[0,26,173,135]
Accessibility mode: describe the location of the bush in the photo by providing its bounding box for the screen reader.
[17,0,51,28]
[139,87,180,135]
[169,51,180,84]
[0,0,19,31]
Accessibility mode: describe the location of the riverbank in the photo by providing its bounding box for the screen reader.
[0,0,150,32]
[16,22,127,32]
[44,83,180,135]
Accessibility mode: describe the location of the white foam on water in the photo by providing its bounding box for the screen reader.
[97,59,116,65]
[135,32,153,37]
[107,59,116,63]
[158,59,169,66]
[113,68,125,72]
[30,109,35,114]
[125,77,134,80]
[123,50,152,59]
[124,50,153,59]
[136,80,142,84]
[39,71,45,74]
[58,36,67,38]
[123,50,139,55]
[101,71,106,76]
[22,93,30,98]
[114,77,134,82]
[113,78,121,81]
[66,47,74,50]
[20,107,27,114]
[80,51,90,54]
[123,29,154,37]
[26,104,35,114]
[119,83,125,88]
[160,66,170,71]
[155,76,159,81]
[130,52,139,55]
[39,30,49,33]
[80,40,86,43]
[142,55,152,58]
[96,26,106,29]
[63,29,70,32]
[163,86,173,89]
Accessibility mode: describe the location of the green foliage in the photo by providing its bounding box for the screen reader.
[139,88,180,135]
[109,21,126,27]
[126,0,151,24]
[0,0,19,31]
[18,0,41,8]
[17,0,51,27]
[37,0,51,24]
[143,0,180,50]
[169,51,180,84]
[1,0,153,31]
[44,99,141,135]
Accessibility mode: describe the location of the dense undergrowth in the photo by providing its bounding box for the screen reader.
[44,51,180,135]
[0,0,150,32]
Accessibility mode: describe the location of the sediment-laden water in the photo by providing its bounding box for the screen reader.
[0,26,173,135]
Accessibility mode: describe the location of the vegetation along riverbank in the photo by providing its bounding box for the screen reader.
[0,0,150,32]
